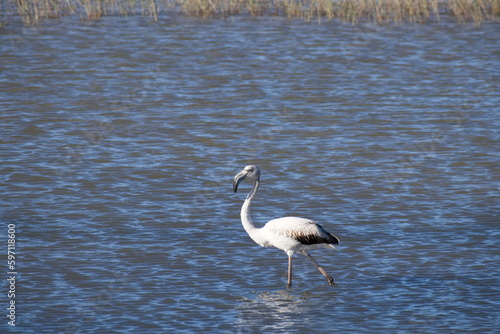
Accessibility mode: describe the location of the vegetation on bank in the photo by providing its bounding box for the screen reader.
[1,0,499,25]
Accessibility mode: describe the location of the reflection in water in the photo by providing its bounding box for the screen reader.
[235,289,324,333]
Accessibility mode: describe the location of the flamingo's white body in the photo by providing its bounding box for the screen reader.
[233,165,339,287]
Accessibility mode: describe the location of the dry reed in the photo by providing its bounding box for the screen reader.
[1,0,498,25]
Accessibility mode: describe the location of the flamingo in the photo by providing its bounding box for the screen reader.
[233,165,339,287]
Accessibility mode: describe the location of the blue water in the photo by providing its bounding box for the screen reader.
[1,15,499,333]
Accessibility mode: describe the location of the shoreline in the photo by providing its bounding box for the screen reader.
[1,0,499,26]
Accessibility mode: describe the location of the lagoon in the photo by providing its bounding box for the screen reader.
[1,15,499,333]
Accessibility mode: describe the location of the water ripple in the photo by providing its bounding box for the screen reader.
[1,15,498,333]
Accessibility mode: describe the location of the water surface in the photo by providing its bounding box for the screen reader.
[1,15,499,333]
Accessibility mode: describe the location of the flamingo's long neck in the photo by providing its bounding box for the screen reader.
[240,180,266,246]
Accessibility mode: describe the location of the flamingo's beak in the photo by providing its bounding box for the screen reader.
[233,171,247,193]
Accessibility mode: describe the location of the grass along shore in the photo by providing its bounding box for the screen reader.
[1,0,499,25]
